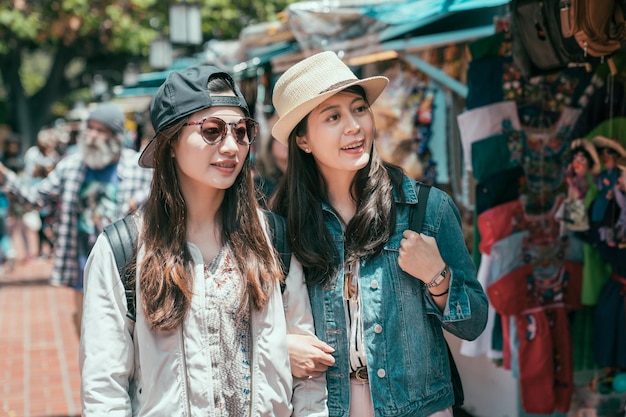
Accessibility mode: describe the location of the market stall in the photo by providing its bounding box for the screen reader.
[234,1,626,415]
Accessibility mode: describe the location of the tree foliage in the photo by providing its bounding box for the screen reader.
[0,0,295,146]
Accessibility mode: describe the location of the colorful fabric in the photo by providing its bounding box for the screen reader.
[488,261,583,414]
[466,56,514,110]
[457,101,522,172]
[477,200,525,255]
[204,248,252,416]
[475,166,525,216]
[461,231,529,359]
[471,130,525,182]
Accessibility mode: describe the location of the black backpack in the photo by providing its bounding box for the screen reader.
[103,210,291,322]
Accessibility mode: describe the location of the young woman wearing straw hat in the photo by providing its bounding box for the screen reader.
[272,51,488,417]
[80,66,327,416]
[557,138,601,231]
[590,136,626,244]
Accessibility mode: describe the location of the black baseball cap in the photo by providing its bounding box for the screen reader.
[139,65,250,168]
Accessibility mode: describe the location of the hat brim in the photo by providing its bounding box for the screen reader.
[272,76,389,145]
[138,139,156,168]
[592,136,626,157]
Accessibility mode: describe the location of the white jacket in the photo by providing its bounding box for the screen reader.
[80,218,327,416]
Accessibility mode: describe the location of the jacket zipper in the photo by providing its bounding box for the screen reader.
[248,302,256,416]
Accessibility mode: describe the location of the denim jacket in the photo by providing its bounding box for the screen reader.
[308,175,488,417]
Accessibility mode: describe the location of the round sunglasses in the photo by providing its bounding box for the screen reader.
[184,117,259,146]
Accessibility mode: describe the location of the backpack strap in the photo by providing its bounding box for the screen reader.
[101,211,292,322]
[407,181,464,407]
[103,215,138,321]
[409,182,431,232]
[262,209,292,292]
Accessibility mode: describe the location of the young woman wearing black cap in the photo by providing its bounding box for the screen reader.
[80,66,327,416]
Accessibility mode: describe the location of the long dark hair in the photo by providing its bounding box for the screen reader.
[272,86,403,286]
[138,75,282,331]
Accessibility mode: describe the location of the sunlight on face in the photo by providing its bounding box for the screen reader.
[297,91,374,181]
[173,105,249,194]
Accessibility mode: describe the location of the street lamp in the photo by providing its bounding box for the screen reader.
[169,2,202,45]
[123,63,140,87]
[90,74,109,101]
[150,37,173,69]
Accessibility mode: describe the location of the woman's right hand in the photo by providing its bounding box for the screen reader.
[287,334,335,378]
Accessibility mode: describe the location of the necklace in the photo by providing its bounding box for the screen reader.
[343,261,358,301]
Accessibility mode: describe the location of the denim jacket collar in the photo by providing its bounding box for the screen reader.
[395,175,419,205]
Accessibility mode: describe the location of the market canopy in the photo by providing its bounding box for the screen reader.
[238,0,509,76]
[284,0,509,53]
[117,0,510,102]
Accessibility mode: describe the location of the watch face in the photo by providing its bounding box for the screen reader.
[427,266,448,288]
[428,273,442,288]
[434,274,444,287]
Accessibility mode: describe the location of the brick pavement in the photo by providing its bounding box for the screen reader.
[0,258,81,417]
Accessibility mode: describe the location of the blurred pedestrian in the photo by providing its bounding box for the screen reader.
[22,128,62,257]
[0,102,153,336]
[254,113,288,208]
[80,65,326,416]
[1,133,34,266]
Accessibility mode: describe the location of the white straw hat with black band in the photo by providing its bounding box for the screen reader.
[271,51,389,145]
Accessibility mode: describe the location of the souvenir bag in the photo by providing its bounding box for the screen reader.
[555,198,590,231]
[560,0,626,59]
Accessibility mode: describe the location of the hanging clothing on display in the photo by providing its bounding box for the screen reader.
[488,261,583,415]
[461,231,529,360]
[462,23,626,416]
[457,100,522,173]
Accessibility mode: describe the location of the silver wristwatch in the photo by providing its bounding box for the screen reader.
[426,265,449,288]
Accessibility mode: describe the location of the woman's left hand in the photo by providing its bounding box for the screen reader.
[398,230,445,284]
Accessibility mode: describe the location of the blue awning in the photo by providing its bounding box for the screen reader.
[283,0,509,54]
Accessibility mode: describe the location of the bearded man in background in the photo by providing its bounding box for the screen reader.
[0,102,153,336]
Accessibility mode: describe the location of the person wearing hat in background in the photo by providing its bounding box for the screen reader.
[0,101,153,336]
[271,51,488,417]
[590,136,626,244]
[80,66,327,416]
[557,138,601,232]
[589,154,626,391]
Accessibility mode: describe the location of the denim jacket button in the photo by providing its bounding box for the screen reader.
[373,324,383,333]
[370,280,379,289]
[377,369,386,378]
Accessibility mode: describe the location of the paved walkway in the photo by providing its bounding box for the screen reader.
[0,258,81,417]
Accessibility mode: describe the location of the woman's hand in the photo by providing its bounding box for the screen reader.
[287,334,335,378]
[398,230,445,283]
